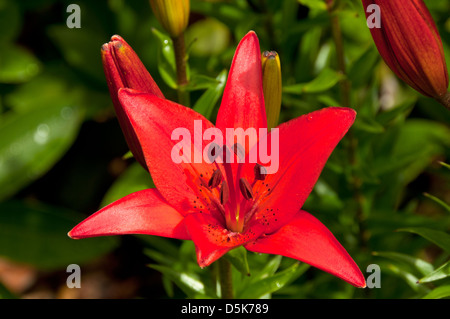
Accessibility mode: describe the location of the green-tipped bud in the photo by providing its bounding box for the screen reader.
[150,0,190,38]
[262,51,282,130]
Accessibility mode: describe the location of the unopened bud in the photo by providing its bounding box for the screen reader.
[101,35,164,170]
[362,0,449,100]
[262,51,282,130]
[149,0,190,38]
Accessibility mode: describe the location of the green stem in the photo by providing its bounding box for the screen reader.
[328,8,367,247]
[329,12,350,108]
[172,33,190,107]
[218,258,233,299]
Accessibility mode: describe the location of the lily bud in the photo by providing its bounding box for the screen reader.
[149,0,190,38]
[262,51,282,130]
[102,35,164,170]
[362,0,449,100]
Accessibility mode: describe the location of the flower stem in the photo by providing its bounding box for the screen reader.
[172,33,190,107]
[328,7,367,248]
[436,92,450,111]
[218,258,233,299]
[329,11,350,108]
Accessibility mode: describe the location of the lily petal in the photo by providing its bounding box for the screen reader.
[102,35,164,170]
[118,89,220,216]
[184,212,261,267]
[250,107,356,234]
[245,211,366,288]
[68,189,190,240]
[216,31,267,137]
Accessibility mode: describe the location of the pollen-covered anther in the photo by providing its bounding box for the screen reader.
[208,169,223,189]
[262,50,278,59]
[220,180,229,205]
[254,163,267,181]
[239,178,254,200]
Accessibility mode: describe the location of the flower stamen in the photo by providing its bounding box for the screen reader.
[239,177,254,200]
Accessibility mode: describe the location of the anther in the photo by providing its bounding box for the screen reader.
[220,181,229,205]
[239,178,254,200]
[254,164,267,181]
[208,169,223,189]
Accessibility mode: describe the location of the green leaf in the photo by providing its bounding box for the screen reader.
[353,115,385,134]
[372,120,450,183]
[47,26,105,83]
[397,227,450,254]
[348,46,380,88]
[5,71,83,114]
[137,235,180,258]
[386,263,429,294]
[144,248,177,267]
[0,44,41,83]
[373,251,434,277]
[423,193,450,213]
[439,162,450,170]
[149,264,211,298]
[193,70,227,119]
[297,0,327,11]
[237,262,307,299]
[376,98,416,126]
[0,0,21,43]
[101,162,154,206]
[224,246,250,276]
[0,103,83,200]
[0,201,118,270]
[283,68,344,94]
[190,1,247,26]
[422,285,450,299]
[184,74,221,92]
[419,260,450,284]
[253,255,282,281]
[152,28,178,89]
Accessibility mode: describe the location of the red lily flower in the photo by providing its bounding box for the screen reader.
[69,31,366,288]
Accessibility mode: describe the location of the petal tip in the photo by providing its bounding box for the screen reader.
[111,34,124,42]
[241,30,259,45]
[67,229,78,239]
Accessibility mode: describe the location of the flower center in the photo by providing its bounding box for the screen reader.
[185,143,275,234]
[210,145,273,233]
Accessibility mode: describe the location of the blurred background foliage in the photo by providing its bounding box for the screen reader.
[0,0,449,299]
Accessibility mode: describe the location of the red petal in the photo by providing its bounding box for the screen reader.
[245,211,366,288]
[216,31,267,135]
[68,189,190,240]
[102,36,164,170]
[184,213,261,267]
[118,89,220,216]
[107,35,164,99]
[248,107,356,234]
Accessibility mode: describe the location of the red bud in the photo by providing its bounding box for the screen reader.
[101,35,164,169]
[362,0,449,99]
